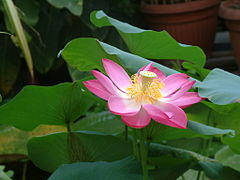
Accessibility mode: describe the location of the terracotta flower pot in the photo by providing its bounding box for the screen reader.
[219,0,240,69]
[141,0,221,55]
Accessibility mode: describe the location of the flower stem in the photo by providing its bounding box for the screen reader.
[196,170,201,180]
[132,129,140,160]
[139,129,149,180]
[22,161,27,180]
[125,125,128,141]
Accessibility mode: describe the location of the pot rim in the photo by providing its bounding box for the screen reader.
[219,0,240,20]
[141,0,221,14]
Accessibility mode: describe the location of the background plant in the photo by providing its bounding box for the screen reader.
[0,0,140,98]
[0,0,240,180]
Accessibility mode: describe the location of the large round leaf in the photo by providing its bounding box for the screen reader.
[149,118,235,145]
[187,120,235,136]
[196,68,240,105]
[149,155,191,180]
[0,82,94,131]
[73,111,124,135]
[47,0,83,16]
[222,135,240,154]
[48,157,142,180]
[61,38,179,76]
[30,6,65,74]
[149,143,223,179]
[215,146,240,172]
[16,0,39,26]
[186,103,240,133]
[27,131,132,172]
[90,10,205,67]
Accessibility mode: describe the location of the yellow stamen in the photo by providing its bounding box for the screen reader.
[126,71,164,104]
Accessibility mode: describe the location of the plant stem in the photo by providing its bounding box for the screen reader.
[67,121,72,133]
[132,129,140,160]
[201,172,205,180]
[139,129,149,180]
[2,0,35,80]
[196,170,201,180]
[199,109,212,180]
[125,125,128,141]
[22,161,27,180]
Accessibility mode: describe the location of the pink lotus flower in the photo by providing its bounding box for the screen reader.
[83,59,202,129]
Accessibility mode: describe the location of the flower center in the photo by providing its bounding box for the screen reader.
[126,71,164,104]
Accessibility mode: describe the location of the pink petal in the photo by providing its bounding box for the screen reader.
[102,59,132,92]
[122,108,151,128]
[108,96,141,116]
[91,70,126,97]
[83,80,111,100]
[143,103,187,129]
[164,80,196,101]
[138,63,166,79]
[161,73,190,97]
[167,92,203,108]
